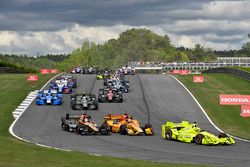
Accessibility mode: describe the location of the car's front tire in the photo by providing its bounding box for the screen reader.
[166,129,172,140]
[195,134,204,145]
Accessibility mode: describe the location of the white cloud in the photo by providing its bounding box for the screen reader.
[0,21,249,56]
[0,24,136,55]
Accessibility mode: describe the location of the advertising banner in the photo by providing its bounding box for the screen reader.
[27,74,38,81]
[241,105,250,117]
[220,94,250,105]
[179,70,190,75]
[193,75,204,83]
[50,69,59,73]
[169,70,190,75]
[172,70,181,74]
[40,69,50,74]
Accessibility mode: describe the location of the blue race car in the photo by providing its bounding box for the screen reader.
[36,90,63,105]
[50,81,72,94]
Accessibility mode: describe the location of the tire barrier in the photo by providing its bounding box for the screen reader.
[202,67,250,81]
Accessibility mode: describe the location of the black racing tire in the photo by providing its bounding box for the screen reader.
[218,133,228,138]
[120,124,127,135]
[79,125,90,135]
[99,122,110,135]
[144,123,152,129]
[95,104,99,110]
[195,134,204,145]
[166,129,172,140]
[61,123,67,130]
[71,105,76,110]
[144,123,154,135]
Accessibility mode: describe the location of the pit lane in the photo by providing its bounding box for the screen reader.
[13,74,250,167]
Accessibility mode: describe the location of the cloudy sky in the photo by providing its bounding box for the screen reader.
[0,0,250,56]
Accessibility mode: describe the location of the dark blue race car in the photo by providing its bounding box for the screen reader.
[36,90,63,105]
[50,81,72,94]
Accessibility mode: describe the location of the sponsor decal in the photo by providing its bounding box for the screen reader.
[40,69,50,74]
[193,75,204,83]
[241,106,250,117]
[50,69,59,73]
[27,74,38,81]
[220,94,250,105]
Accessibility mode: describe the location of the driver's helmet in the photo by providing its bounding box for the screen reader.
[127,118,132,123]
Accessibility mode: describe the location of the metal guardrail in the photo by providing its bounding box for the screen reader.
[129,61,250,73]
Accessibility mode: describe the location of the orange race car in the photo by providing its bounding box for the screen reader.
[103,113,153,136]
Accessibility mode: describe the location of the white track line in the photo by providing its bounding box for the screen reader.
[9,74,71,152]
[170,74,250,143]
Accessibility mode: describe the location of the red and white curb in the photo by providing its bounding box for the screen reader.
[170,74,250,143]
[9,74,71,152]
[12,90,38,119]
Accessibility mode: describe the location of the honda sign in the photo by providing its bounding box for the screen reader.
[220,94,250,105]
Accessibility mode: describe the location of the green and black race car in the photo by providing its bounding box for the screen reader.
[162,121,235,145]
[96,72,104,80]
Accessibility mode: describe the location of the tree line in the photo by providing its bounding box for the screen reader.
[57,28,250,71]
[0,54,69,72]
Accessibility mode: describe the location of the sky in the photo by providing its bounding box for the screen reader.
[0,0,250,56]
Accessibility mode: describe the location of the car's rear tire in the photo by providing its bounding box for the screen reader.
[195,134,204,145]
[144,123,154,135]
[99,122,110,135]
[120,124,127,135]
[166,129,172,140]
[144,123,152,129]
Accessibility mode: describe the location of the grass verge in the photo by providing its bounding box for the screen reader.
[0,74,207,167]
[176,73,250,139]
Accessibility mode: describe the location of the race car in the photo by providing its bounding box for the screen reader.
[98,88,123,103]
[36,90,62,105]
[82,66,99,74]
[122,65,135,75]
[61,113,110,135]
[50,81,72,94]
[103,114,153,136]
[103,69,112,79]
[70,93,98,110]
[60,75,77,88]
[112,80,129,93]
[71,66,82,74]
[162,121,235,145]
[96,72,104,80]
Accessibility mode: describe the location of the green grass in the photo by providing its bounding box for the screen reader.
[176,73,250,139]
[0,74,208,167]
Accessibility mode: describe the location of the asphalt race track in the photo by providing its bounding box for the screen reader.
[13,74,250,167]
